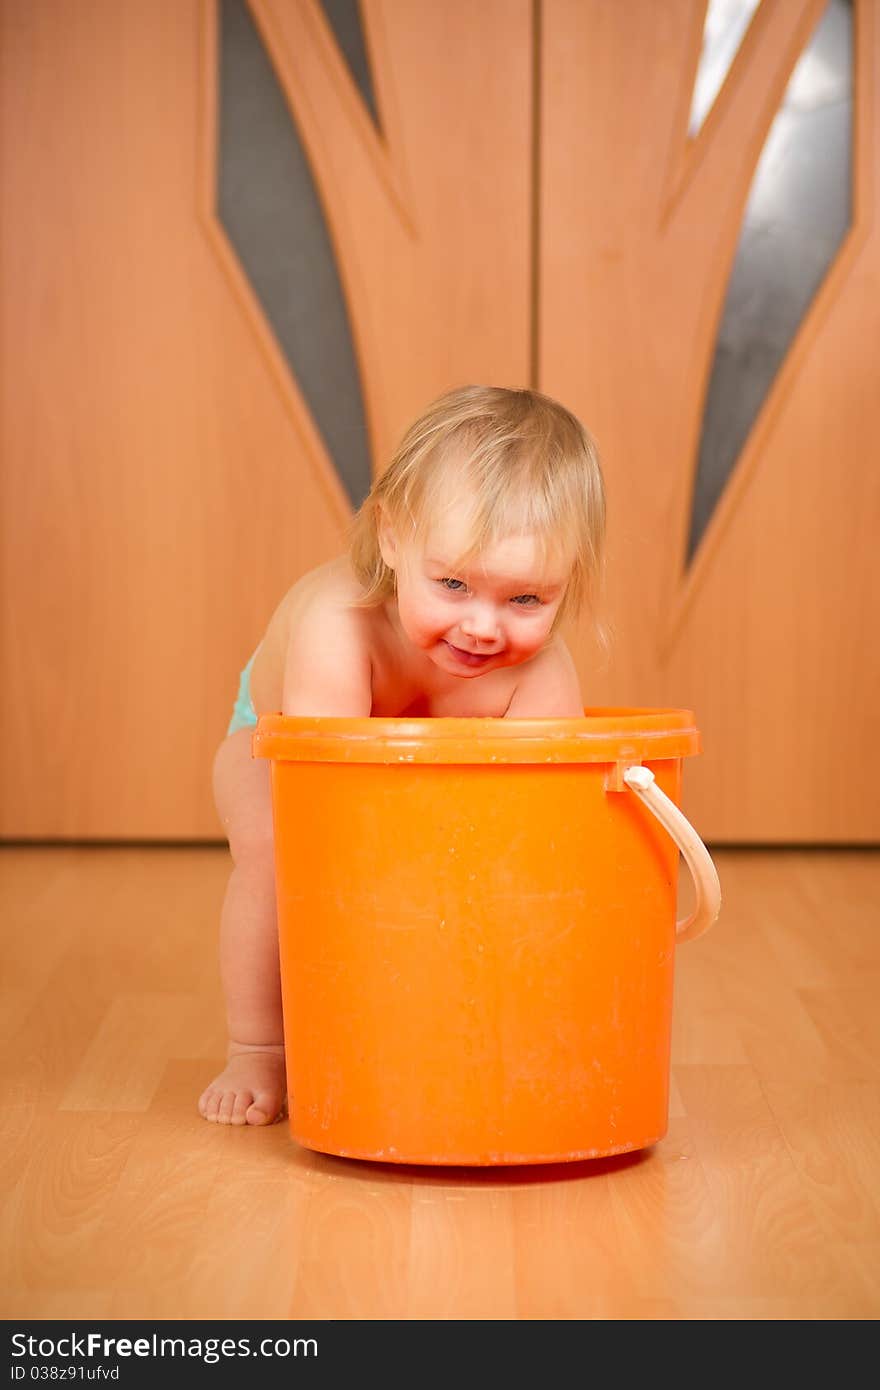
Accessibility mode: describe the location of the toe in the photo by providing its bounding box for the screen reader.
[230,1089,254,1125]
[245,1101,271,1125]
[217,1091,239,1125]
[200,1087,220,1122]
[246,1085,284,1126]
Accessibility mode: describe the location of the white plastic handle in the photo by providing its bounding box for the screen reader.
[622,765,721,944]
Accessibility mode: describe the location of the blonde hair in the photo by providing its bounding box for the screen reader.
[347,384,609,652]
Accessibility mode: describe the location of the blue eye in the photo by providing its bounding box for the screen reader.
[436,578,539,606]
[436,578,542,605]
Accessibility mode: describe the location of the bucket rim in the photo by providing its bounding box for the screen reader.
[252,708,701,764]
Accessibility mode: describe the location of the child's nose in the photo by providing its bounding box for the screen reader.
[460,603,500,644]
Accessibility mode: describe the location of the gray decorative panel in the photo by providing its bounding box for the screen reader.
[321,0,381,129]
[218,0,372,509]
[689,0,852,562]
[688,0,761,137]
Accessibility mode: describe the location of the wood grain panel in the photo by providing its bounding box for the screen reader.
[1,1113,141,1295]
[407,1182,517,1319]
[248,0,533,461]
[541,0,880,841]
[289,1156,413,1318]
[0,0,349,836]
[0,0,532,837]
[2,844,879,1318]
[761,1078,880,1244]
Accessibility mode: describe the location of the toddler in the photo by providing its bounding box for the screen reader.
[198,384,607,1125]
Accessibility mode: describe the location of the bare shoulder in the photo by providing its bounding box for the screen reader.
[293,556,380,650]
[279,558,375,716]
[504,636,584,718]
[261,558,362,641]
[248,557,374,717]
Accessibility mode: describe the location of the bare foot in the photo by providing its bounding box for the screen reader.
[198,1042,287,1126]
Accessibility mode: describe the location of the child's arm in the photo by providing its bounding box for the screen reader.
[503,638,584,718]
[281,605,373,717]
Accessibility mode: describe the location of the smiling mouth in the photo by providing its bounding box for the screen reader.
[443,641,497,667]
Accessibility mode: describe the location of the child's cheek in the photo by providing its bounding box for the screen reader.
[516,615,551,657]
[426,595,449,631]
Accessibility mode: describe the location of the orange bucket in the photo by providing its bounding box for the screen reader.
[253,710,720,1165]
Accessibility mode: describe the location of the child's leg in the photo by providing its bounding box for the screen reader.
[198,728,286,1125]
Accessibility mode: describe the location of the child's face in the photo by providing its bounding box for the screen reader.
[379,497,571,679]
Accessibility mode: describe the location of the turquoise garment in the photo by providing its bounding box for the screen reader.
[226,650,259,736]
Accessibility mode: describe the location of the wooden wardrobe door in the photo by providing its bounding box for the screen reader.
[541,0,879,841]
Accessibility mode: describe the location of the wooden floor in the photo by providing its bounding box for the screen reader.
[1,845,878,1321]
